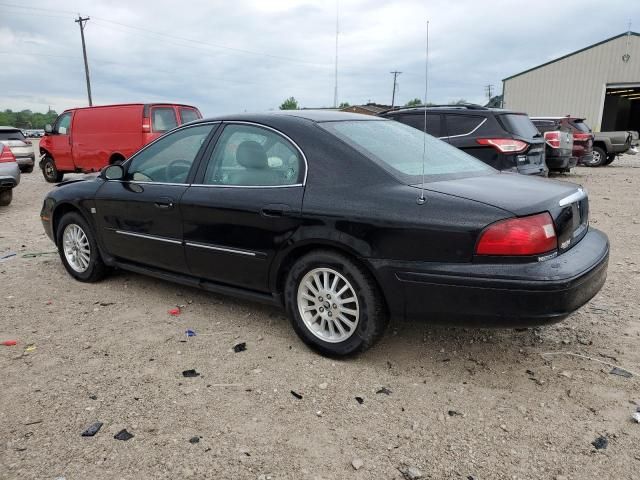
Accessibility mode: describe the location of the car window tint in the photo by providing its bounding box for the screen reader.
[396,114,442,137]
[445,115,484,136]
[571,120,591,132]
[56,113,72,135]
[127,125,212,183]
[180,108,200,124]
[0,130,25,141]
[203,124,303,186]
[322,120,492,181]
[497,114,540,138]
[152,107,178,132]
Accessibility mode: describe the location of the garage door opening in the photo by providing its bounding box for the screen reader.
[601,84,640,131]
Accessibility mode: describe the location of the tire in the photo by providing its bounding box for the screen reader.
[42,155,64,183]
[604,154,616,165]
[0,189,12,206]
[586,146,606,167]
[56,212,106,282]
[21,165,34,173]
[284,250,388,357]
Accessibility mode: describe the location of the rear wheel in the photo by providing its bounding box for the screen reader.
[604,154,616,165]
[0,189,12,206]
[56,212,106,282]
[42,155,64,183]
[585,146,606,167]
[284,250,388,357]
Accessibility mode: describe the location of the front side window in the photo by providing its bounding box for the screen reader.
[56,113,72,135]
[180,107,200,124]
[203,124,303,186]
[127,125,213,183]
[152,107,178,132]
[321,120,492,183]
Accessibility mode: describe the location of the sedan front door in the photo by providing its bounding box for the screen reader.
[181,123,306,291]
[94,124,216,273]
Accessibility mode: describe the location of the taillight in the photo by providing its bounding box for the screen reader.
[544,131,561,148]
[573,133,592,141]
[476,138,529,153]
[476,212,557,256]
[0,145,16,163]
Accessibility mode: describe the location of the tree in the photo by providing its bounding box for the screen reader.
[405,98,422,107]
[453,98,469,105]
[279,97,299,110]
[338,101,350,108]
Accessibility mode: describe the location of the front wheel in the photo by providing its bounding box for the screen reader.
[0,189,12,206]
[42,155,64,183]
[284,250,388,357]
[56,212,106,282]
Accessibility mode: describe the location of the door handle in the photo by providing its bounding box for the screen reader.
[261,204,292,217]
[155,197,175,209]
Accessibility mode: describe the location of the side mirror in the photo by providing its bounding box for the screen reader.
[45,124,52,134]
[102,164,124,181]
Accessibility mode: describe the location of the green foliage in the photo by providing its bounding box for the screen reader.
[279,97,299,110]
[405,98,423,107]
[0,109,59,129]
[338,102,350,108]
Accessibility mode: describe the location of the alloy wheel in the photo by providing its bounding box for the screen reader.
[62,224,91,273]
[296,267,360,343]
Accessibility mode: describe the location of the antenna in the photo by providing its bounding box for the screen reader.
[333,0,339,107]
[417,20,429,205]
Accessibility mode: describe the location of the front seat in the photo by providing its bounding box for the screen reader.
[230,141,281,185]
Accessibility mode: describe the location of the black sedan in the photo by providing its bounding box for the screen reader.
[40,111,609,357]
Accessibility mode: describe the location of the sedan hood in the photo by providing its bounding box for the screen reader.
[411,172,579,216]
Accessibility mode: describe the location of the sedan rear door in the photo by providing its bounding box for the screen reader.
[181,122,306,292]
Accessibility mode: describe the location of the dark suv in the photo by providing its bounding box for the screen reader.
[380,105,547,176]
[530,117,594,166]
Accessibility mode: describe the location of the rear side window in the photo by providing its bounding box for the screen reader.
[571,120,591,132]
[395,114,442,137]
[445,115,484,137]
[180,107,200,124]
[0,130,25,140]
[498,114,539,138]
[531,119,557,133]
[152,107,178,132]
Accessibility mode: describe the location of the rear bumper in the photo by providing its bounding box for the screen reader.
[15,153,35,166]
[546,154,576,170]
[371,228,609,327]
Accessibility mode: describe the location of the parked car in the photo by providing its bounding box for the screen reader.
[380,105,548,176]
[531,117,594,166]
[530,120,576,172]
[592,130,638,166]
[40,111,609,356]
[0,126,35,173]
[0,144,20,206]
[39,103,202,183]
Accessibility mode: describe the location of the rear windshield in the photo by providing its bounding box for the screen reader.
[321,120,493,183]
[571,120,591,132]
[498,114,540,138]
[0,130,25,140]
[152,107,178,132]
[180,108,200,124]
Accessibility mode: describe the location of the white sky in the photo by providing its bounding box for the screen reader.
[0,0,638,116]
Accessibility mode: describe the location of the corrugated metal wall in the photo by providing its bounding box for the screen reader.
[503,35,640,131]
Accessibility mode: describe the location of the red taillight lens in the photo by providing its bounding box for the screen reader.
[0,145,16,163]
[544,131,561,148]
[476,212,557,256]
[476,138,529,153]
[573,133,592,141]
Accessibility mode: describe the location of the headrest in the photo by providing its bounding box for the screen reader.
[236,141,268,169]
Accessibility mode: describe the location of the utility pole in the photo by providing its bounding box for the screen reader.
[75,16,93,106]
[485,84,494,102]
[390,71,402,107]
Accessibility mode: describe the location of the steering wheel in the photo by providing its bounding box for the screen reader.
[166,159,192,182]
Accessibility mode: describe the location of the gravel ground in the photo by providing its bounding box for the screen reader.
[1,152,639,480]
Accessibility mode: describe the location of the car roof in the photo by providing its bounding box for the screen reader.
[382,105,520,115]
[530,116,585,121]
[63,103,198,113]
[199,110,385,124]
[0,126,21,131]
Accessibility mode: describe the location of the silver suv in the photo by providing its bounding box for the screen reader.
[0,126,35,173]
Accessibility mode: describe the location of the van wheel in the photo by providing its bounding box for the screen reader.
[0,189,12,206]
[42,155,64,183]
[284,250,388,357]
[56,212,106,282]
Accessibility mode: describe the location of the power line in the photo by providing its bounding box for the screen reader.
[390,71,402,107]
[75,16,93,106]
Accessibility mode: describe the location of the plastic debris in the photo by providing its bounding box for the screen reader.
[1,340,17,346]
[591,436,608,450]
[448,410,463,417]
[0,252,16,262]
[81,422,103,437]
[182,369,200,378]
[233,342,247,353]
[168,307,181,316]
[632,412,640,423]
[24,345,36,353]
[290,390,303,399]
[610,367,633,378]
[355,396,364,404]
[114,429,134,441]
[376,387,392,395]
[185,329,196,337]
[189,436,200,444]
[21,251,57,258]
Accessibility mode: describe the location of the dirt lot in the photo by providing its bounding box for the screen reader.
[1,153,639,480]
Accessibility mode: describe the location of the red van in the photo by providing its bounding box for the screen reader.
[39,103,202,183]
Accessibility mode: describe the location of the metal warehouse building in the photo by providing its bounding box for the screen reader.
[503,32,640,132]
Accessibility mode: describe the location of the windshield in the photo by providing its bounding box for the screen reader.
[572,120,591,133]
[498,114,540,138]
[321,120,493,182]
